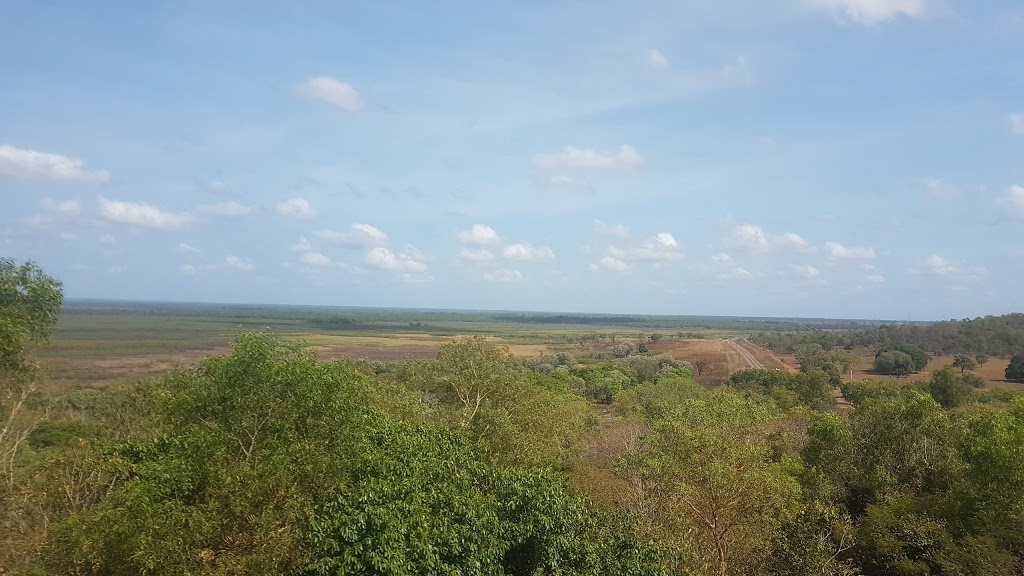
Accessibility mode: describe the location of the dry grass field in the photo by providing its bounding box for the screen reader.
[775,348,1021,390]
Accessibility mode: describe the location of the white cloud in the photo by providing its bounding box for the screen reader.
[459,248,495,263]
[712,252,734,264]
[644,48,670,71]
[181,264,198,276]
[677,57,753,91]
[178,243,200,255]
[532,145,642,171]
[926,178,962,201]
[503,243,556,262]
[315,223,389,246]
[654,232,677,248]
[40,198,82,216]
[997,185,1024,219]
[0,144,110,182]
[457,224,500,245]
[825,241,876,259]
[100,198,190,230]
[59,231,76,241]
[290,236,313,252]
[865,273,886,283]
[300,252,332,267]
[483,268,524,283]
[732,224,769,251]
[298,76,366,112]
[807,0,935,24]
[1011,113,1024,135]
[225,255,254,271]
[276,198,315,219]
[794,265,821,279]
[730,267,753,280]
[776,232,814,252]
[351,223,387,242]
[593,220,631,239]
[196,201,252,217]
[909,255,987,280]
[99,234,116,245]
[366,247,427,272]
[594,256,630,273]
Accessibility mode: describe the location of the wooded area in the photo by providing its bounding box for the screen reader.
[3,260,1024,575]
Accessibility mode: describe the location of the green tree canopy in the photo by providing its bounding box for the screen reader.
[0,258,63,373]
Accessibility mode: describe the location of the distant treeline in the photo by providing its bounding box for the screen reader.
[62,300,894,333]
[753,313,1024,357]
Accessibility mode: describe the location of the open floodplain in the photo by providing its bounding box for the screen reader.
[41,299,883,392]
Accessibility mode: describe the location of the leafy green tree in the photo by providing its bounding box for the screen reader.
[952,354,977,373]
[1006,354,1024,382]
[926,367,972,409]
[974,354,988,369]
[874,351,915,378]
[625,392,801,575]
[1,259,63,487]
[848,393,958,507]
[0,258,63,373]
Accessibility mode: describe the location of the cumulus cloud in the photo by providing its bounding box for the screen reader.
[1012,113,1024,135]
[290,236,313,252]
[712,253,734,264]
[298,76,366,112]
[776,232,814,252]
[366,247,427,272]
[825,241,876,259]
[100,198,190,230]
[40,198,82,216]
[807,0,935,24]
[315,223,388,246]
[196,201,252,217]
[926,178,962,201]
[732,224,769,251]
[225,255,254,271]
[459,248,495,263]
[276,198,315,219]
[593,220,631,239]
[794,265,821,279]
[532,145,642,171]
[721,267,753,280]
[457,224,500,245]
[483,268,523,283]
[178,243,200,255]
[503,243,556,262]
[997,185,1024,219]
[591,256,630,273]
[0,144,110,183]
[300,252,332,267]
[908,255,986,281]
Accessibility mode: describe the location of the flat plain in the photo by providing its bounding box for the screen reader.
[39,300,846,392]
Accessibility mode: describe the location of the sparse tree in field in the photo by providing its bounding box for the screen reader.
[1006,354,1024,382]
[1,258,63,486]
[693,356,711,377]
[612,342,634,358]
[874,351,914,378]
[637,343,649,354]
[975,354,988,368]
[952,354,977,373]
[649,333,663,344]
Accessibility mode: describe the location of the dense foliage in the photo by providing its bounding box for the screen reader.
[3,266,1024,575]
[753,313,1024,357]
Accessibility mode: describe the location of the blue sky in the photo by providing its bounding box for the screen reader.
[2,0,1023,319]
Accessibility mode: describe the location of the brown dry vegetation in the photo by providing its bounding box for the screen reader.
[776,348,1020,389]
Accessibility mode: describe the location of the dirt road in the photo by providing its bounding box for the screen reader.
[725,339,765,369]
